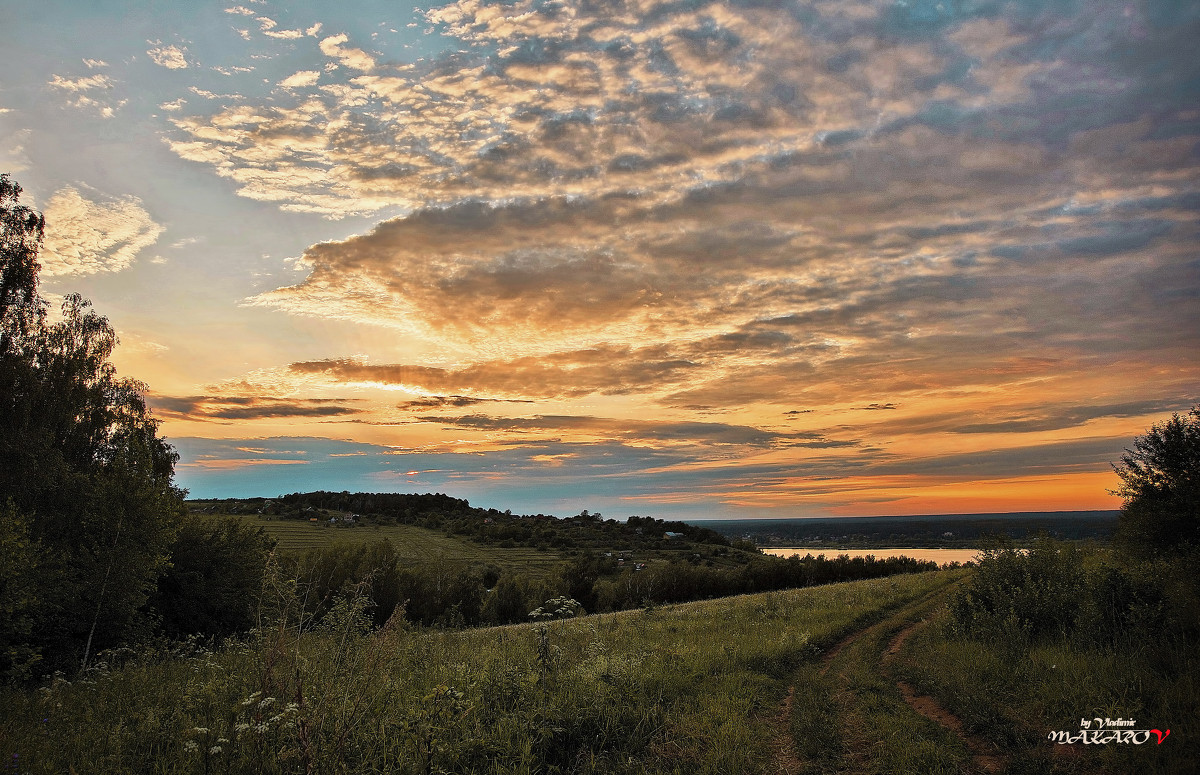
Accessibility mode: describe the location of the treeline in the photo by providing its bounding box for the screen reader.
[200,491,735,553]
[584,551,938,613]
[149,529,938,640]
[707,511,1120,548]
[279,491,482,524]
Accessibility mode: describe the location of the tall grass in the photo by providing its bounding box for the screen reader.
[895,541,1197,774]
[0,572,953,774]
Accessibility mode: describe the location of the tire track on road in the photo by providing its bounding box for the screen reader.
[882,621,1010,774]
[770,576,964,774]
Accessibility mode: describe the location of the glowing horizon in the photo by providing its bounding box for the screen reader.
[3,0,1196,519]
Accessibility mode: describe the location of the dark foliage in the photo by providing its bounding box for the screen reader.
[950,535,1197,665]
[950,539,1086,643]
[590,551,937,611]
[396,563,487,628]
[1113,405,1200,557]
[0,501,43,679]
[951,407,1200,653]
[280,539,405,629]
[1,175,185,678]
[149,515,275,639]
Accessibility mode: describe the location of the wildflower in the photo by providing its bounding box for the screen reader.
[183,741,198,752]
[209,745,223,755]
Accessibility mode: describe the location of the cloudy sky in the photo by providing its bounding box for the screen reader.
[3,0,1196,519]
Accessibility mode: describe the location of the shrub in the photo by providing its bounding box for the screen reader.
[278,539,403,629]
[950,539,1086,643]
[1073,560,1168,649]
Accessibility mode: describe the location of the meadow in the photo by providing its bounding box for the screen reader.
[234,515,566,579]
[2,571,958,774]
[2,550,1194,774]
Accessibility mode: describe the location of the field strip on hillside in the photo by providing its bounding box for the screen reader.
[221,514,566,577]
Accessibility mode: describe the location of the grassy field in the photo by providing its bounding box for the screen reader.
[1,571,959,774]
[229,514,566,578]
[3,559,1191,774]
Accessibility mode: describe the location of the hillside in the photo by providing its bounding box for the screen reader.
[214,515,568,579]
[1,571,961,773]
[181,492,942,631]
[4,563,1189,773]
[188,490,759,571]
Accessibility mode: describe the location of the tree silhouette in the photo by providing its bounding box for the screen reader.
[0,174,184,676]
[1113,406,1200,557]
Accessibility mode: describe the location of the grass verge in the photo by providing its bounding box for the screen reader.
[893,603,1197,774]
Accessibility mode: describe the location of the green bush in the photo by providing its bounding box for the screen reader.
[1074,560,1168,649]
[951,537,1195,656]
[279,539,404,629]
[950,539,1086,643]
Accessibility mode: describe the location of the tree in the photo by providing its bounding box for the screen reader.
[150,515,274,639]
[0,174,45,357]
[1,175,50,680]
[0,175,184,677]
[0,501,44,679]
[1112,406,1200,557]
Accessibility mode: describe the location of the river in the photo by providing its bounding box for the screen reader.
[759,547,980,566]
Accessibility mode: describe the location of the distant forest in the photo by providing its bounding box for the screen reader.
[700,511,1120,547]
[194,490,733,550]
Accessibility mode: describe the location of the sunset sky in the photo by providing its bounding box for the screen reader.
[2,0,1196,519]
